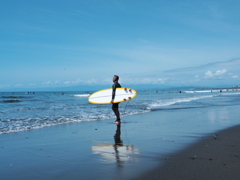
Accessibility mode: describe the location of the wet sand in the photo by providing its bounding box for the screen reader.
[0,105,240,179]
[134,125,240,180]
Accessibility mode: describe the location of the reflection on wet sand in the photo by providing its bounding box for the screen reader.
[208,107,230,124]
[91,124,139,167]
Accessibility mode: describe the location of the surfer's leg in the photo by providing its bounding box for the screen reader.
[112,103,120,123]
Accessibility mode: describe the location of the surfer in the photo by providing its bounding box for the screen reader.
[110,75,121,124]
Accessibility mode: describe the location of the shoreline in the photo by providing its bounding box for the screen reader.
[134,124,240,180]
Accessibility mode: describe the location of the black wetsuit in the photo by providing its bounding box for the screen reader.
[112,81,121,107]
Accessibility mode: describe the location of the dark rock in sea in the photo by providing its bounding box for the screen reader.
[1,96,25,99]
[2,100,22,103]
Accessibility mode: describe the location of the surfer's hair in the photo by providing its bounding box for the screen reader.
[114,75,119,81]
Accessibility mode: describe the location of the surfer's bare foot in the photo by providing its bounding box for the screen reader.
[114,120,120,125]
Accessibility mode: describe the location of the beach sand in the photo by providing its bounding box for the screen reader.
[134,125,240,180]
[0,105,240,179]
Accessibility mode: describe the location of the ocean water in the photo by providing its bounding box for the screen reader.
[0,88,239,134]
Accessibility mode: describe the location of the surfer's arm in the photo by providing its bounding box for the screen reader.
[111,84,116,102]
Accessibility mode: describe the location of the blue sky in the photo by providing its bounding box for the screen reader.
[1,0,240,90]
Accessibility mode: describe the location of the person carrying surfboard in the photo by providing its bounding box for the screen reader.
[110,75,121,124]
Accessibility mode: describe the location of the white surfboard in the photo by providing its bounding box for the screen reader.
[88,88,137,104]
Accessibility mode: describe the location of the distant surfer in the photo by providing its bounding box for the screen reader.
[110,75,121,125]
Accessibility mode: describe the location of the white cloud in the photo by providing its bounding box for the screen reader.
[232,75,239,78]
[41,78,98,87]
[195,75,199,78]
[64,81,71,85]
[73,78,82,84]
[119,77,168,84]
[157,78,166,83]
[102,78,112,84]
[205,71,214,78]
[86,78,97,84]
[43,81,52,85]
[28,83,36,86]
[215,69,227,76]
[205,69,228,79]
[62,79,82,85]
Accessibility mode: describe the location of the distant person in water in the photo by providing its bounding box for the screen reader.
[110,75,121,125]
